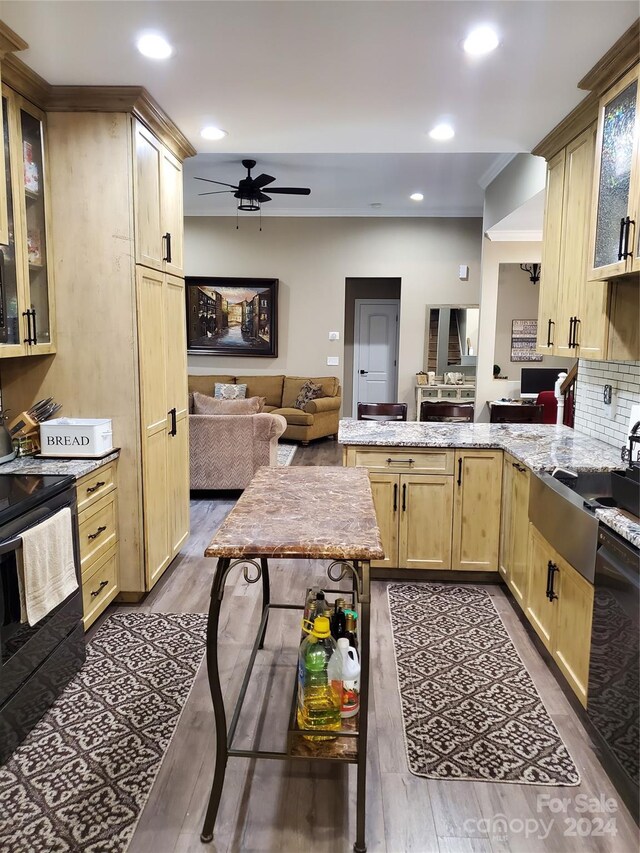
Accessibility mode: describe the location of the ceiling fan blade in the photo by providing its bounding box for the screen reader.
[264,187,311,195]
[194,176,239,189]
[252,173,275,189]
[257,192,272,203]
[197,190,235,196]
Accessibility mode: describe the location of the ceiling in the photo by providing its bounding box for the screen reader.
[2,1,637,217]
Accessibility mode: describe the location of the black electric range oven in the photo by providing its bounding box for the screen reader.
[0,473,85,765]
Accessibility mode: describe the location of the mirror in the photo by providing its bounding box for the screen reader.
[423,305,479,376]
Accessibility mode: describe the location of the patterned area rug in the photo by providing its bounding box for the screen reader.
[0,612,207,853]
[277,441,297,466]
[388,583,580,785]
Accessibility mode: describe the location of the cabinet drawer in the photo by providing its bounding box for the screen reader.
[82,546,118,630]
[78,492,117,572]
[352,447,454,474]
[76,463,116,514]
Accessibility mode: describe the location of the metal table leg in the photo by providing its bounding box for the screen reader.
[258,557,270,650]
[201,557,231,844]
[354,560,370,853]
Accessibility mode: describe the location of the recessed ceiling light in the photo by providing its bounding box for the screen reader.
[429,123,455,141]
[463,26,499,56]
[410,192,424,202]
[136,33,173,60]
[201,126,227,141]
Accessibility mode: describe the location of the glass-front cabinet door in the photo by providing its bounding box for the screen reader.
[588,64,640,281]
[0,86,54,358]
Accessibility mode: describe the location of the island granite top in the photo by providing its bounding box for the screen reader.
[206,466,384,561]
[0,450,120,480]
[339,419,640,548]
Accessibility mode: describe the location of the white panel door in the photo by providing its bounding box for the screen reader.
[353,299,399,415]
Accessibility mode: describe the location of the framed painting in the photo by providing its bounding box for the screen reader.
[186,277,278,357]
[510,319,543,362]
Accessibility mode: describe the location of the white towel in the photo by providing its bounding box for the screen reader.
[18,507,78,626]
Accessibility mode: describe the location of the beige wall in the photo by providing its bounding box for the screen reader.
[493,263,575,383]
[483,154,546,231]
[185,216,483,418]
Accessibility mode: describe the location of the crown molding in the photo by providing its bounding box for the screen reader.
[1,53,51,108]
[531,92,598,160]
[477,154,518,190]
[0,21,28,58]
[485,229,543,243]
[578,18,640,95]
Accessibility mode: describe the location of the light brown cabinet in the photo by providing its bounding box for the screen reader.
[0,84,55,357]
[134,119,183,277]
[525,524,593,707]
[344,446,500,571]
[499,454,530,607]
[588,64,640,281]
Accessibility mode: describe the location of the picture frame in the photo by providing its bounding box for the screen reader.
[510,319,542,362]
[186,277,278,357]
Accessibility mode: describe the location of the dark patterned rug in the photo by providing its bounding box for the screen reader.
[388,583,580,785]
[0,611,207,853]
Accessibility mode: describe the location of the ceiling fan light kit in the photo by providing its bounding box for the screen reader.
[195,159,311,218]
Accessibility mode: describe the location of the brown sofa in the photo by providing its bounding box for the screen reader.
[188,374,342,444]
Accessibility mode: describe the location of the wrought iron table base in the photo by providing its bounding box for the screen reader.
[200,555,371,853]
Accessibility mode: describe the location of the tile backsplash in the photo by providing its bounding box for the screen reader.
[574,359,640,452]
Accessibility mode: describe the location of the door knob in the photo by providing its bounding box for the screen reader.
[359,369,368,375]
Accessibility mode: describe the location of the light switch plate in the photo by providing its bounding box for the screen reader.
[329,331,340,341]
[458,264,469,280]
[327,356,339,366]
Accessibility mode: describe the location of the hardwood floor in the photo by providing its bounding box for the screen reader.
[98,439,638,853]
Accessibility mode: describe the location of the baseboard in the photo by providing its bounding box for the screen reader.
[371,568,501,583]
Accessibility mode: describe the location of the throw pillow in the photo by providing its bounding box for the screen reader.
[214,382,247,400]
[193,392,264,415]
[293,380,322,410]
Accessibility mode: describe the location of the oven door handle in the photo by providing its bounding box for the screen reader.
[0,536,22,556]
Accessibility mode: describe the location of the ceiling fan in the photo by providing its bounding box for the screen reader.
[194,159,311,211]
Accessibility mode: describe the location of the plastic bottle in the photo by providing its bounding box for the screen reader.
[337,637,360,718]
[297,615,341,740]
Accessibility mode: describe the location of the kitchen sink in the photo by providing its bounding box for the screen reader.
[552,469,639,517]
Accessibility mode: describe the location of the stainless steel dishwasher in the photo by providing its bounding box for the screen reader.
[587,526,639,822]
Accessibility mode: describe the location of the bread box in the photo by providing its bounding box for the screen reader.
[39,418,113,457]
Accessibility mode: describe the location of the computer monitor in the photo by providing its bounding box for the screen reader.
[520,367,564,399]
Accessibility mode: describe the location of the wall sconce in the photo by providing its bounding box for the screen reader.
[520,263,541,285]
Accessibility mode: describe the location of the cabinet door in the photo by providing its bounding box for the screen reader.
[525,525,557,651]
[452,451,502,571]
[134,120,163,272]
[0,68,7,246]
[537,149,565,354]
[588,65,639,280]
[553,558,594,708]
[165,273,189,556]
[399,474,453,570]
[136,266,171,586]
[498,455,514,583]
[161,148,183,276]
[508,463,530,607]
[368,472,399,569]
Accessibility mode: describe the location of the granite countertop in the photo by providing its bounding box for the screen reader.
[206,466,384,561]
[0,450,120,480]
[339,419,639,548]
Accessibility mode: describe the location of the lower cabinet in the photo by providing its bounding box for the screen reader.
[348,446,500,571]
[76,461,119,630]
[526,524,594,707]
[499,454,530,606]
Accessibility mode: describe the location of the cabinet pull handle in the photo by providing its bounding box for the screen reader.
[163,232,172,263]
[90,579,109,598]
[622,216,634,260]
[88,525,107,541]
[457,457,462,486]
[386,457,414,465]
[393,483,398,512]
[546,318,555,347]
[617,217,626,261]
[402,483,407,512]
[169,407,177,436]
[512,462,526,473]
[546,561,559,601]
[22,310,33,345]
[86,480,106,494]
[567,316,574,349]
[572,317,580,349]
[31,309,37,345]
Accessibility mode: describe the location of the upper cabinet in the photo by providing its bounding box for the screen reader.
[588,64,640,281]
[0,84,55,357]
[133,119,183,277]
